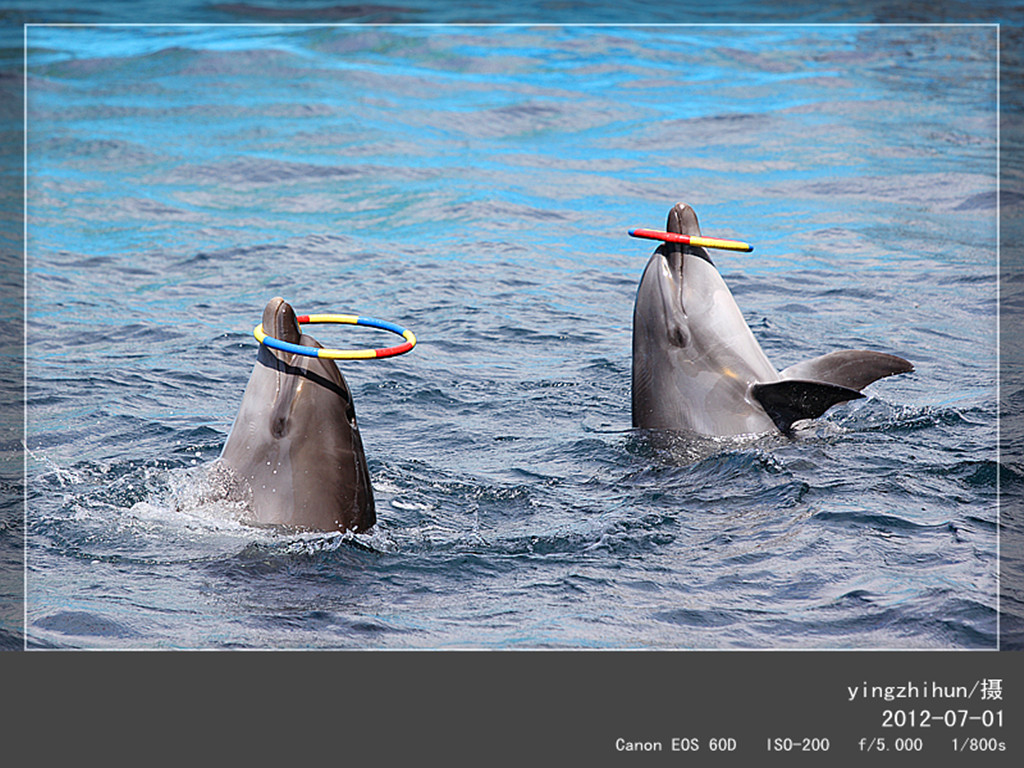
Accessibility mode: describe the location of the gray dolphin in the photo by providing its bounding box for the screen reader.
[631,203,913,436]
[219,297,375,532]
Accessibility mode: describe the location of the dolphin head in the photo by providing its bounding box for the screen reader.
[637,203,717,348]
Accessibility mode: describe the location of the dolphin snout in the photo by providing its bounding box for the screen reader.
[263,296,302,344]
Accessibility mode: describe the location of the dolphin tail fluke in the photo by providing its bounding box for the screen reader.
[780,350,914,392]
[750,379,865,435]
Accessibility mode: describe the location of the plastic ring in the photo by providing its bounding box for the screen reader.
[254,313,417,360]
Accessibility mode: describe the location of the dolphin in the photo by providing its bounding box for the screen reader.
[219,297,375,532]
[631,203,913,436]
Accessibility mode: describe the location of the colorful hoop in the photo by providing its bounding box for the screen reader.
[254,313,417,360]
[629,228,753,253]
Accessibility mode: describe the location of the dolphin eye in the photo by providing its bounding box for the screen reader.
[668,323,689,348]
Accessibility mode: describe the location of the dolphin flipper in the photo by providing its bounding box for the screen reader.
[750,379,865,435]
[780,350,914,392]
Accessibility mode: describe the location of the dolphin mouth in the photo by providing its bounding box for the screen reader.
[660,201,714,266]
[263,297,302,344]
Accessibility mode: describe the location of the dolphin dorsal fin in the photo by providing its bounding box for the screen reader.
[750,379,864,435]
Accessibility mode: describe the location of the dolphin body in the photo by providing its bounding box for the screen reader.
[219,297,375,532]
[631,203,913,436]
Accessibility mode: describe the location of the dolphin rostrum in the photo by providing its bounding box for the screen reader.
[631,203,913,436]
[219,297,375,532]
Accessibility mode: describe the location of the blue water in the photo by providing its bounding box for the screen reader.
[23,23,999,648]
